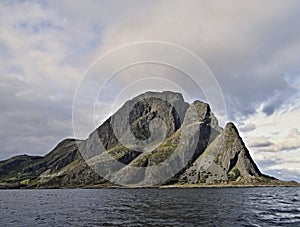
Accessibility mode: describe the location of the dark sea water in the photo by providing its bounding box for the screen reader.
[0,187,299,226]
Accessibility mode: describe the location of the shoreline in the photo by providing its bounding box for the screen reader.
[1,183,299,190]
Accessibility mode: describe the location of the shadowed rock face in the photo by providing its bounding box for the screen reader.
[0,91,291,188]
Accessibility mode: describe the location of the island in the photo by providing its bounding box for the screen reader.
[0,91,299,189]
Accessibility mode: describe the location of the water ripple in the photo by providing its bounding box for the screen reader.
[0,187,299,226]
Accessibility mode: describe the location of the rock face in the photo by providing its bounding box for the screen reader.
[0,91,294,188]
[0,139,105,188]
[178,123,261,184]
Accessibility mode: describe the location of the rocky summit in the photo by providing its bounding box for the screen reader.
[0,91,298,188]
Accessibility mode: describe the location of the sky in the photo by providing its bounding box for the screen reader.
[0,0,300,182]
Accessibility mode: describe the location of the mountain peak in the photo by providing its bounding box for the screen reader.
[132,91,185,103]
[225,121,237,130]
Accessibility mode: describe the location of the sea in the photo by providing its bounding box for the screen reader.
[0,187,299,226]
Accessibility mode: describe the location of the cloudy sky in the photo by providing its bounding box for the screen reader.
[1,0,300,181]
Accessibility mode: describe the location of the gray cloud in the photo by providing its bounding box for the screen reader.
[256,159,280,173]
[239,123,256,132]
[250,141,274,148]
[250,131,300,153]
[262,85,298,116]
[89,0,300,122]
[247,137,274,148]
[262,105,275,116]
[264,169,300,182]
[0,88,74,160]
[239,124,256,132]
[261,144,300,153]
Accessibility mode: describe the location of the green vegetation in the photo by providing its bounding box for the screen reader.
[228,168,241,181]
[20,179,30,185]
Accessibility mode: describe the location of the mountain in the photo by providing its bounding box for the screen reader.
[0,91,298,188]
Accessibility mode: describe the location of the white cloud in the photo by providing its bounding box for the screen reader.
[240,105,300,181]
[247,136,274,148]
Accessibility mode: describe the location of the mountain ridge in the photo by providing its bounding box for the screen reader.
[0,91,298,188]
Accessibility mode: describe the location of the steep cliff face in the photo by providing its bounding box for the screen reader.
[178,123,262,184]
[0,91,294,188]
[78,91,189,160]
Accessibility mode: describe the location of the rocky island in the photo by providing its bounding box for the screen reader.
[0,91,298,188]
